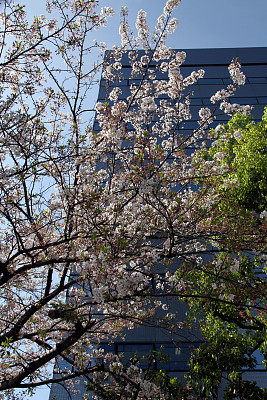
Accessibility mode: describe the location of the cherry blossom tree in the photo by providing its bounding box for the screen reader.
[0,0,266,399]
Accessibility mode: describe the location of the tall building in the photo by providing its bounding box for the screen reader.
[49,47,267,400]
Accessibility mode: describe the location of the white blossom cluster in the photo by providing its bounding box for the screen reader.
[198,107,213,127]
[97,7,115,28]
[183,69,205,86]
[109,87,122,102]
[228,59,246,85]
[119,7,131,48]
[220,101,253,116]
[135,10,150,51]
[210,85,235,104]
[163,0,181,15]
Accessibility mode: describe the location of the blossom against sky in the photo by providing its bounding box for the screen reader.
[27,0,267,50]
[94,0,267,49]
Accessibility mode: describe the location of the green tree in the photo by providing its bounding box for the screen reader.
[208,109,267,212]
[184,111,267,399]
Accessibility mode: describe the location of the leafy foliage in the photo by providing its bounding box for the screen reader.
[208,110,267,212]
[184,111,267,399]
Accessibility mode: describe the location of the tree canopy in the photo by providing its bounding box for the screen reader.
[0,0,266,399]
[184,111,267,399]
[207,111,267,212]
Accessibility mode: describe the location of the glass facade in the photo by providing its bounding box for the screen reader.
[49,47,267,400]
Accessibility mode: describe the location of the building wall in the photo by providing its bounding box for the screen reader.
[49,47,267,400]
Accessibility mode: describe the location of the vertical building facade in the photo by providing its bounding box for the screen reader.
[49,47,267,400]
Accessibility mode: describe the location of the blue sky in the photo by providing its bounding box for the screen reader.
[26,0,267,50]
[13,0,267,399]
[95,0,267,49]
